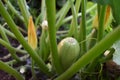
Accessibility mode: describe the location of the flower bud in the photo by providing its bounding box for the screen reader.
[28,16,37,49]
[41,20,48,30]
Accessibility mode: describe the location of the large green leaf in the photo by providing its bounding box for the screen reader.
[92,0,110,5]
[110,0,120,25]
[113,40,120,65]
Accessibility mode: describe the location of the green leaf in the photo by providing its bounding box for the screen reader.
[110,0,120,25]
[113,40,120,65]
[92,0,110,5]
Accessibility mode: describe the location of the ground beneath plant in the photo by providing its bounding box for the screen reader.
[1,39,120,80]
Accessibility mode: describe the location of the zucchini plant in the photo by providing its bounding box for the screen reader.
[0,0,120,80]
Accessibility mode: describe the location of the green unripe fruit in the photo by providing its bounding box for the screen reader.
[58,37,80,70]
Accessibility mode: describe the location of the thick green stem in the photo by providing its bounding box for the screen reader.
[62,4,97,25]
[0,25,25,54]
[55,26,120,80]
[75,0,82,12]
[45,0,63,74]
[0,25,26,54]
[4,0,24,21]
[17,0,30,27]
[69,0,78,40]
[35,0,46,26]
[97,5,106,41]
[86,5,107,72]
[97,4,101,19]
[0,25,9,43]
[0,1,51,76]
[56,4,66,19]
[56,0,73,30]
[67,0,81,37]
[3,27,16,39]
[79,0,87,55]
[0,60,24,80]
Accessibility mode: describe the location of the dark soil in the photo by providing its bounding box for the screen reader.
[0,70,15,80]
[0,28,120,80]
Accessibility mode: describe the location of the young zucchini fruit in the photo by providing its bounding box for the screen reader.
[39,20,50,61]
[58,37,80,70]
